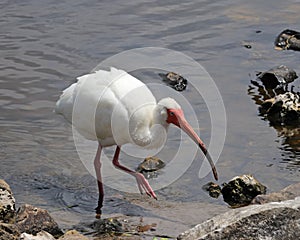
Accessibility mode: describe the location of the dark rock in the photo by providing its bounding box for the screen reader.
[202,182,221,198]
[158,72,187,91]
[256,65,297,89]
[275,29,300,51]
[0,179,16,224]
[260,92,300,125]
[16,204,63,238]
[178,196,300,240]
[221,175,267,207]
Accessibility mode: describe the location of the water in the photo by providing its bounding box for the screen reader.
[1,0,300,238]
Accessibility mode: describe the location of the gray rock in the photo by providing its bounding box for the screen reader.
[16,204,63,238]
[0,179,16,224]
[178,197,300,240]
[253,182,300,204]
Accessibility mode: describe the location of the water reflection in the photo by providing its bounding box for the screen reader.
[248,76,300,168]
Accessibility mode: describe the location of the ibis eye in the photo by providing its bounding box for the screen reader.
[169,111,174,116]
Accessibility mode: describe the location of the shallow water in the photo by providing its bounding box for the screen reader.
[1,0,300,238]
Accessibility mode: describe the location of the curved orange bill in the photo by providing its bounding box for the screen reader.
[171,110,218,181]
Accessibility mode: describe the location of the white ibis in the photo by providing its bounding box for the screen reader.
[56,67,218,218]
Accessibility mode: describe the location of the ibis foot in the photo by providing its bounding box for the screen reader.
[95,204,102,219]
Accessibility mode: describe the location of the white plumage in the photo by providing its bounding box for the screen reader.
[56,67,218,217]
[56,67,173,148]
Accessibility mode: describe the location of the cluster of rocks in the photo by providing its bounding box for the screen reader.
[203,175,267,207]
[0,178,161,240]
[251,64,299,126]
[0,179,88,240]
[178,182,300,240]
[250,30,300,126]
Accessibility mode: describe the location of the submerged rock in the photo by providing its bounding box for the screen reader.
[137,157,165,179]
[0,179,16,224]
[260,92,300,125]
[16,204,63,238]
[275,29,300,51]
[256,65,297,89]
[158,72,187,91]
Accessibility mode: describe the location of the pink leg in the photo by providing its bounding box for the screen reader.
[94,144,104,218]
[112,146,157,200]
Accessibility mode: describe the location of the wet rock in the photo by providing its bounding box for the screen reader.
[221,175,267,208]
[158,72,187,91]
[16,204,63,238]
[203,175,267,207]
[136,157,165,179]
[256,65,297,89]
[275,29,300,51]
[58,230,89,240]
[260,92,300,125]
[178,196,300,240]
[0,223,20,240]
[90,217,123,236]
[202,182,221,198]
[20,230,55,240]
[0,179,16,224]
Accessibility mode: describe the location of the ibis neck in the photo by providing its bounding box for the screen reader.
[130,104,168,149]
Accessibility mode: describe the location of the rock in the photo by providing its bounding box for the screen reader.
[0,223,20,240]
[20,230,56,240]
[260,92,300,125]
[136,157,165,179]
[16,204,63,238]
[221,175,267,208]
[253,182,300,204]
[178,196,300,240]
[158,72,187,91]
[58,230,89,240]
[90,217,123,236]
[256,65,297,89]
[275,29,300,51]
[202,182,221,198]
[0,179,16,224]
